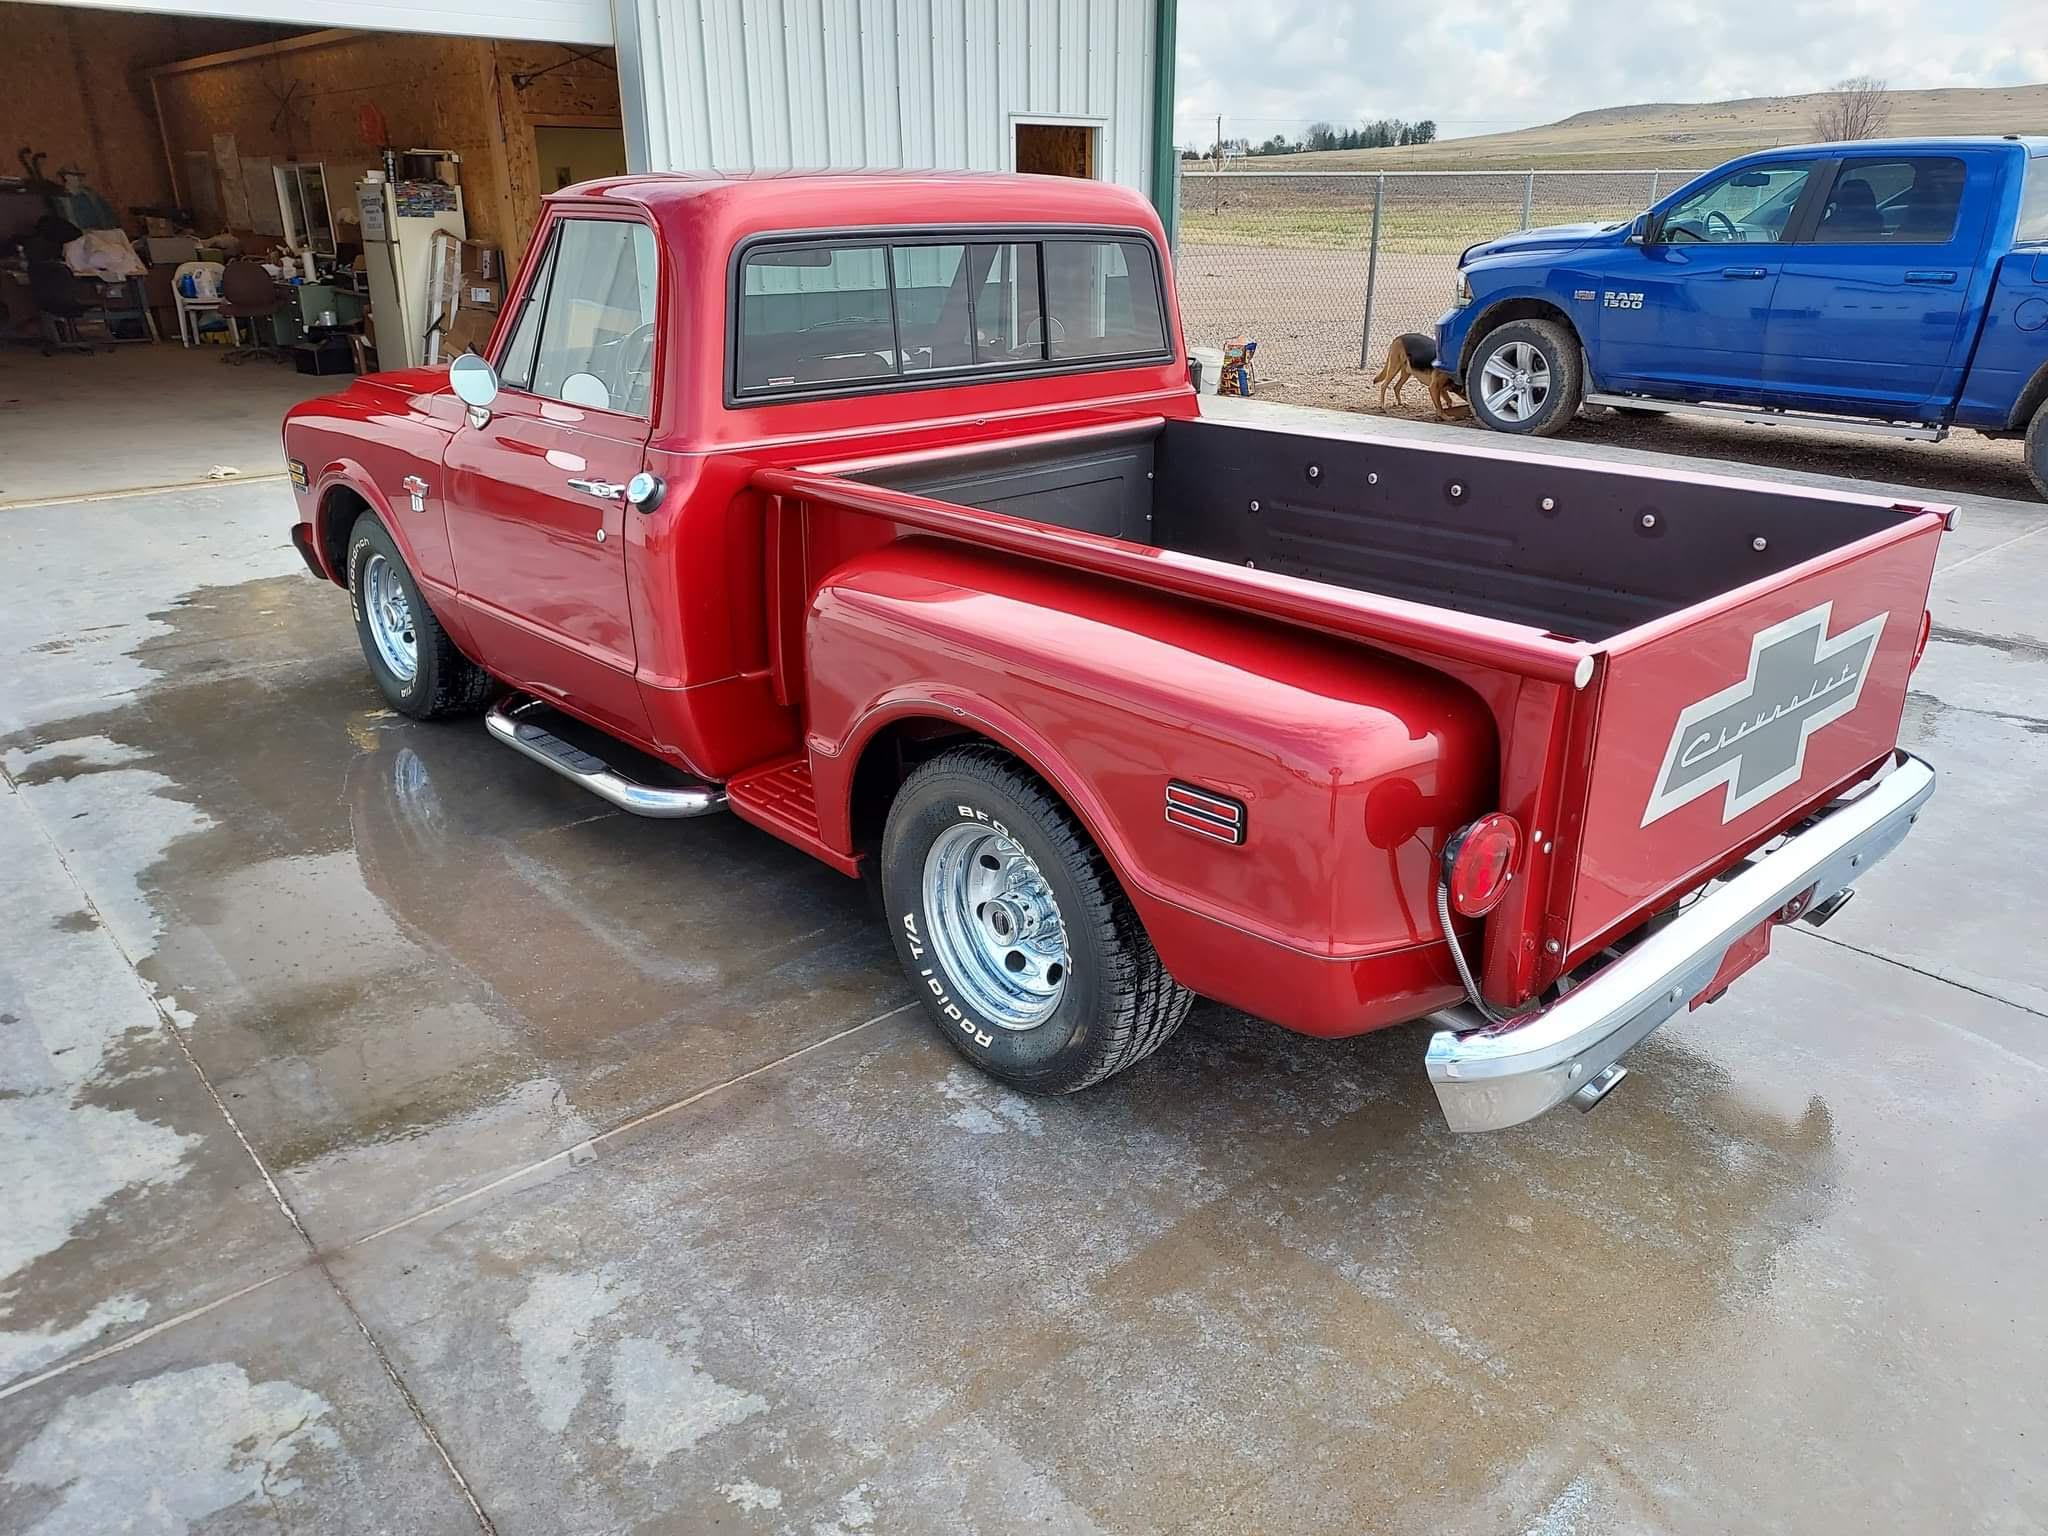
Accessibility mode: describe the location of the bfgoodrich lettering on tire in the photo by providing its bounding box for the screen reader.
[882,745,1191,1094]
[346,512,493,721]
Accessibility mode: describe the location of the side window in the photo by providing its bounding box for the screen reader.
[1813,157,1966,244]
[1042,239,1168,360]
[524,218,660,415]
[1659,162,1813,245]
[737,244,894,390]
[2021,160,2048,244]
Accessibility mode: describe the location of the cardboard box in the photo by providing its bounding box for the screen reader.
[460,241,501,282]
[463,278,504,313]
[442,307,497,356]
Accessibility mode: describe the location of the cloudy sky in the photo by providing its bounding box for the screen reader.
[1174,0,2047,146]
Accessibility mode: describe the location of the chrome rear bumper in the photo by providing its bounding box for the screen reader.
[1425,750,1936,1133]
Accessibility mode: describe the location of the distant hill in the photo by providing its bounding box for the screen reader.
[1255,83,2048,171]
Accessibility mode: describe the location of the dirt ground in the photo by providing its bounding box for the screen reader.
[1178,240,1464,376]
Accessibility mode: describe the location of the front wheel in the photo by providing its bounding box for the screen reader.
[881,746,1191,1094]
[346,513,493,720]
[1466,318,1585,437]
[2026,400,2048,502]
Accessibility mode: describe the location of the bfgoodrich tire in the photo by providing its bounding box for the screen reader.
[881,745,1192,1094]
[2027,401,2048,502]
[1467,318,1585,438]
[346,512,493,720]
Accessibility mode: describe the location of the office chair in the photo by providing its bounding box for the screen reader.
[27,260,99,356]
[219,259,287,364]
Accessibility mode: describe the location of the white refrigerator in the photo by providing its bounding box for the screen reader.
[357,175,466,370]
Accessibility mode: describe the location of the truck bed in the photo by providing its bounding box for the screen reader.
[859,416,1907,643]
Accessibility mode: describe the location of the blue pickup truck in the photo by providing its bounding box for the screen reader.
[1437,136,2048,497]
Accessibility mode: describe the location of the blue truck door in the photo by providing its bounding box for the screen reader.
[1763,153,1993,417]
[1587,160,1818,397]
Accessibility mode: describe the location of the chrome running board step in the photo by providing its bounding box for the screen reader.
[1584,392,1948,442]
[485,697,726,818]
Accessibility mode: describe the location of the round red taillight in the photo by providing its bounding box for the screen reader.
[1442,813,1524,918]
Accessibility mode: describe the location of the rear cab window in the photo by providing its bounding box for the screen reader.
[732,230,1169,400]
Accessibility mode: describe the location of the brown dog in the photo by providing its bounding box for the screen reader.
[1371,332,1466,418]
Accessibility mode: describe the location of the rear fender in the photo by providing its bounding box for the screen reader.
[1953,252,2048,430]
[804,539,1498,983]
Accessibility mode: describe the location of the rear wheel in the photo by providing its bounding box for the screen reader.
[1467,318,1584,437]
[882,745,1191,1094]
[346,513,493,720]
[2026,401,2048,502]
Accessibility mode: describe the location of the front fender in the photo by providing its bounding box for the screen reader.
[1447,284,1585,381]
[309,463,407,584]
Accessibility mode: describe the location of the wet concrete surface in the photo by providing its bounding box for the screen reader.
[1,439,2043,1532]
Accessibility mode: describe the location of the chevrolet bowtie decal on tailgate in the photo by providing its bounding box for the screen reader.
[1643,602,1889,827]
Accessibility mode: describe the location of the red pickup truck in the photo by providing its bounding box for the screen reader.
[283,171,1943,1132]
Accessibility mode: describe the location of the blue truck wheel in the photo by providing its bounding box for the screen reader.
[1467,319,1585,438]
[2028,403,2048,503]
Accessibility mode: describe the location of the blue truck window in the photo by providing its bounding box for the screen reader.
[2019,160,2048,244]
[1813,158,1966,244]
[1660,163,1813,245]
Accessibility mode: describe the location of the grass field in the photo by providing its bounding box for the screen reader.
[1178,175,1667,253]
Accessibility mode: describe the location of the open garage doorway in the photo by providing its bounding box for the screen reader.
[0,2,622,503]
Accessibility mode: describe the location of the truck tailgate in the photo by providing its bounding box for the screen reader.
[1560,512,1945,959]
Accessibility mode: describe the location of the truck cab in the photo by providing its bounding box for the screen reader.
[1438,137,2048,498]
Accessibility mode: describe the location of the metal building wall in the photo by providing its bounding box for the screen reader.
[613,0,1158,195]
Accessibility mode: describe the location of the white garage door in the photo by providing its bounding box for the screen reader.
[39,0,610,45]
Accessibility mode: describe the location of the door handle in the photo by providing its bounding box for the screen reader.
[1904,270,1957,285]
[566,478,625,501]
[1723,267,1769,280]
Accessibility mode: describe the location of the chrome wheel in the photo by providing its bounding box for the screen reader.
[922,823,1069,1031]
[1479,340,1551,423]
[362,552,417,683]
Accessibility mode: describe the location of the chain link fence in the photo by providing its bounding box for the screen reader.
[1174,167,1705,397]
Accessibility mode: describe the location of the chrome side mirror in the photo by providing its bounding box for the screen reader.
[1628,213,1651,245]
[450,352,499,428]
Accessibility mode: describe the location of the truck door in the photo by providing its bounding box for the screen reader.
[443,213,660,742]
[1763,154,1990,418]
[1589,159,1818,398]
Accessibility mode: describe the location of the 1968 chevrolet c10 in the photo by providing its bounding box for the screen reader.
[282,171,1943,1131]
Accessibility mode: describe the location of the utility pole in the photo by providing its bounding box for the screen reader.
[1213,113,1223,212]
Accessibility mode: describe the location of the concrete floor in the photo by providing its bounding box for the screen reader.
[0,343,343,506]
[0,406,2043,1534]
